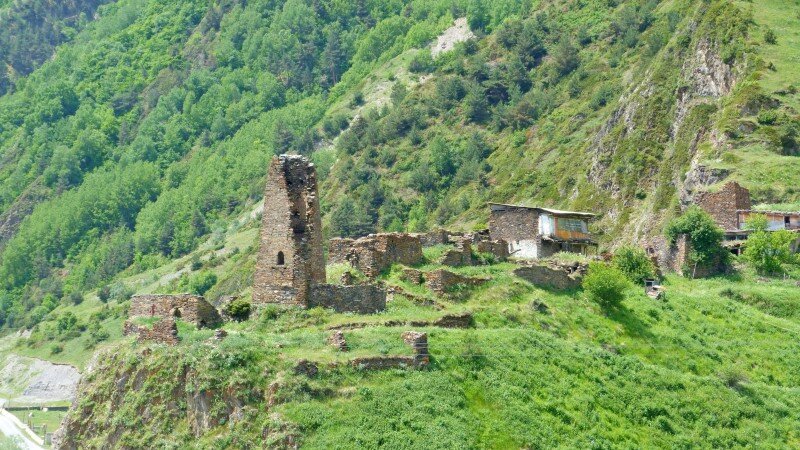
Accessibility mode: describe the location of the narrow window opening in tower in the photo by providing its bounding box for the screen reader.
[277,251,285,265]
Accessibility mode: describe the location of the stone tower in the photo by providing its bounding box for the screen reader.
[254,155,326,307]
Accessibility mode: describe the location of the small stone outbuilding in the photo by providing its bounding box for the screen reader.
[129,294,221,328]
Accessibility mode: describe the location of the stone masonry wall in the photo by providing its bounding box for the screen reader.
[309,284,386,314]
[129,294,221,327]
[694,181,751,231]
[489,207,539,243]
[123,318,179,345]
[425,269,488,296]
[254,155,325,307]
[328,233,423,278]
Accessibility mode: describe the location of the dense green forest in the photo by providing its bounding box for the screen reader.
[0,0,798,331]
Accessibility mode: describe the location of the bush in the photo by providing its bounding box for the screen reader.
[189,271,218,295]
[764,27,777,45]
[582,262,629,308]
[666,206,726,268]
[68,291,84,305]
[743,229,797,275]
[97,285,111,303]
[224,299,252,321]
[50,344,64,355]
[613,246,656,284]
[757,109,778,125]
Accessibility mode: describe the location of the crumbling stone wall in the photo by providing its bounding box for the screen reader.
[129,294,221,327]
[254,155,326,307]
[309,284,386,314]
[694,181,751,231]
[440,238,475,266]
[123,318,179,345]
[425,269,488,296]
[329,233,423,278]
[401,331,430,366]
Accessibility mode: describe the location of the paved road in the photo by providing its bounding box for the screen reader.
[0,409,44,450]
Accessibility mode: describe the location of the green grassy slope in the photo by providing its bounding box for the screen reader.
[49,255,800,448]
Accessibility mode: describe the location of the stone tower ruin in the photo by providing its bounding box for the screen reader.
[254,155,326,307]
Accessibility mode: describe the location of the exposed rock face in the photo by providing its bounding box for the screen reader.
[440,238,475,267]
[513,264,583,290]
[293,360,318,377]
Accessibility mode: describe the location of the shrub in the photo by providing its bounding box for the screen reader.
[613,246,656,284]
[224,299,252,321]
[743,229,797,275]
[582,262,629,308]
[97,285,111,303]
[757,109,778,125]
[189,271,218,295]
[190,257,203,271]
[764,27,777,44]
[666,206,727,268]
[50,344,64,355]
[68,291,84,305]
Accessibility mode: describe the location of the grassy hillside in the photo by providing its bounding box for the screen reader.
[46,253,800,448]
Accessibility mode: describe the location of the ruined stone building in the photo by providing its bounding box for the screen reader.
[694,181,800,254]
[254,155,326,307]
[254,155,385,313]
[329,233,423,277]
[488,203,597,259]
[129,294,221,328]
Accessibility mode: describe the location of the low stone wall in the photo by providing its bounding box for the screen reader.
[309,284,386,314]
[432,312,473,328]
[123,318,179,345]
[425,269,489,296]
[513,265,582,290]
[350,356,417,370]
[130,294,221,327]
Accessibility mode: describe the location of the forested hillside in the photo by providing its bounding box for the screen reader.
[0,0,112,95]
[0,0,798,331]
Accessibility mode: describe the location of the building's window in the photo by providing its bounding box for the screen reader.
[277,251,285,265]
[559,218,587,233]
